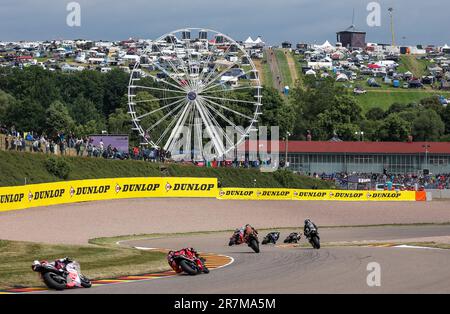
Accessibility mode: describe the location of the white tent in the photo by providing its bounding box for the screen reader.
[305,69,317,76]
[316,40,334,50]
[254,37,264,45]
[336,73,349,82]
[244,37,255,44]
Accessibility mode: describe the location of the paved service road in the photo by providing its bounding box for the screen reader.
[46,225,450,294]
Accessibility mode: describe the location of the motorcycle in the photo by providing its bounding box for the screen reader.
[283,232,302,244]
[32,260,92,291]
[169,251,209,276]
[228,229,260,253]
[262,232,280,245]
[305,229,321,249]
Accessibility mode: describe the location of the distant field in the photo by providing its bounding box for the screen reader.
[356,90,450,111]
[274,49,293,87]
[261,51,274,88]
[397,55,430,78]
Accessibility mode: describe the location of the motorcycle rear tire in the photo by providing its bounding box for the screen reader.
[179,260,199,275]
[262,239,268,245]
[249,239,260,253]
[43,272,66,291]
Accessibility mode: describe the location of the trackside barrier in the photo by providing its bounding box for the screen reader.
[217,188,294,200]
[0,178,426,213]
[219,188,420,202]
[0,177,218,212]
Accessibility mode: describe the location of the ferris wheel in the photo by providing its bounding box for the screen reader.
[127,28,262,161]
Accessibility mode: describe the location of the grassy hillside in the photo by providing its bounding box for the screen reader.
[397,55,430,77]
[274,49,293,87]
[357,90,450,111]
[0,150,334,189]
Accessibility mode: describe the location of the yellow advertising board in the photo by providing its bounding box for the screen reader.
[0,177,218,212]
[218,188,293,200]
[0,177,421,213]
[159,177,218,198]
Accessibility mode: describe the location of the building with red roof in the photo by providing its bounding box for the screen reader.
[242,141,450,174]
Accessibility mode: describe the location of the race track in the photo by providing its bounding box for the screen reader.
[1,198,450,293]
[42,225,450,294]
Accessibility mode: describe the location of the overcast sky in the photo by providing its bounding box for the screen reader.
[0,0,448,45]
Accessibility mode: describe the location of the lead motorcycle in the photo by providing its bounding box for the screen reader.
[168,250,210,276]
[305,229,321,249]
[32,259,92,291]
[229,228,260,253]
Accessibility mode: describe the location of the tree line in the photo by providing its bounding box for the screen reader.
[0,66,449,144]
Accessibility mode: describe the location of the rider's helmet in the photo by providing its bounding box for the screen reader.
[305,219,310,225]
[55,260,65,270]
[31,260,40,271]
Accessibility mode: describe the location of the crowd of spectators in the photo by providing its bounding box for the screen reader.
[314,171,450,190]
[0,125,272,168]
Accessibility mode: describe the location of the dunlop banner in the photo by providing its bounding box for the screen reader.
[291,190,417,202]
[161,177,218,198]
[0,177,218,212]
[218,188,293,200]
[0,178,423,213]
[292,190,329,201]
[217,188,258,200]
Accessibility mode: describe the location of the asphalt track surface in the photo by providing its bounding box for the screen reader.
[2,198,450,245]
[43,225,450,294]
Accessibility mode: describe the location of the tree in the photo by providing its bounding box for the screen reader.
[313,94,363,140]
[74,120,106,137]
[4,98,46,132]
[376,113,411,141]
[0,90,16,123]
[68,95,103,125]
[440,105,450,134]
[365,107,385,121]
[108,108,131,135]
[412,109,445,141]
[260,87,295,137]
[45,101,75,135]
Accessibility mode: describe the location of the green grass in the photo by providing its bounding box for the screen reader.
[0,150,334,189]
[274,49,293,87]
[261,51,274,88]
[357,90,450,111]
[291,52,304,89]
[0,239,168,290]
[397,55,430,77]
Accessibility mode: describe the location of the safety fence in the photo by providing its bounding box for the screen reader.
[0,177,426,212]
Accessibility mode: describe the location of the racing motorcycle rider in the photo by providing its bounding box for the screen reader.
[304,219,318,237]
[32,257,73,273]
[167,247,206,273]
[32,257,77,287]
[236,224,258,244]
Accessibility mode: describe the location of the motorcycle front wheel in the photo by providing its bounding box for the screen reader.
[179,260,199,275]
[249,239,260,253]
[311,236,321,249]
[43,272,67,291]
[80,276,92,288]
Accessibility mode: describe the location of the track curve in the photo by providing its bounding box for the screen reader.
[43,225,450,294]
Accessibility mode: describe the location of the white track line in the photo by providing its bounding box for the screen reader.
[393,245,445,250]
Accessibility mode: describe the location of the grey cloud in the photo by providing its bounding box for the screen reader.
[0,0,447,45]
